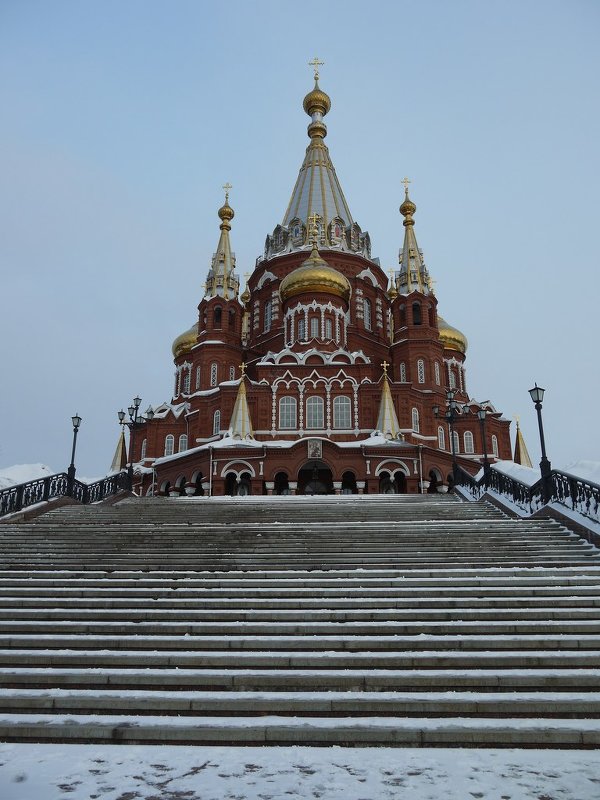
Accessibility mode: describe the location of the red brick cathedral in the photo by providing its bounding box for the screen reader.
[130,72,511,497]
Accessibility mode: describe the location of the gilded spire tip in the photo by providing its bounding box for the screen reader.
[308,56,324,81]
[218,183,234,225]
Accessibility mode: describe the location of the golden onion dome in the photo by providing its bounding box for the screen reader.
[218,200,234,224]
[400,194,416,219]
[303,80,331,117]
[279,248,351,303]
[172,322,199,358]
[438,316,468,355]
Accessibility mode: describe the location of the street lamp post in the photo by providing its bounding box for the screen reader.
[67,413,82,495]
[529,383,552,504]
[433,390,460,487]
[118,396,143,491]
[477,408,490,487]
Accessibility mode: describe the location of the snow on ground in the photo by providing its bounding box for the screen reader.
[0,743,599,800]
[0,464,54,490]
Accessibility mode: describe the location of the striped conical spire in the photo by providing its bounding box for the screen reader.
[513,418,533,467]
[375,363,400,439]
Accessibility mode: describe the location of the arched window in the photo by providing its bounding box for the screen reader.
[333,396,351,429]
[464,430,474,454]
[297,317,306,340]
[213,306,222,328]
[399,362,407,382]
[492,434,499,457]
[412,407,420,433]
[264,300,272,332]
[434,362,441,385]
[178,433,188,453]
[452,431,460,454]
[195,366,201,390]
[306,396,324,429]
[310,316,319,338]
[229,365,235,381]
[428,305,435,326]
[213,410,221,436]
[438,426,445,450]
[164,434,174,457]
[412,302,422,325]
[449,368,456,389]
[182,369,191,394]
[279,396,297,429]
[399,305,406,327]
[325,318,333,339]
[210,363,218,387]
[140,438,147,460]
[417,359,426,384]
[364,298,372,331]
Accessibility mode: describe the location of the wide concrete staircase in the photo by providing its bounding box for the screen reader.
[0,494,599,747]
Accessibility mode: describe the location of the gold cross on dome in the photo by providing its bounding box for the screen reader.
[381,360,389,376]
[308,212,320,246]
[308,56,324,80]
[401,177,411,197]
[222,182,232,201]
[239,362,247,377]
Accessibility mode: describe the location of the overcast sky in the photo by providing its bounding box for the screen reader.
[1,0,598,479]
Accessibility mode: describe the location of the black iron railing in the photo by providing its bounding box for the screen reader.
[0,471,129,519]
[455,465,600,526]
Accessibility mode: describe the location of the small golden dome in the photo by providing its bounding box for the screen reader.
[280,248,351,303]
[172,322,199,358]
[303,81,331,117]
[438,316,468,355]
[218,200,234,223]
[240,284,250,305]
[400,194,416,218]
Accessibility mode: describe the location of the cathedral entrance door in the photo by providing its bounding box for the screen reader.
[298,461,333,495]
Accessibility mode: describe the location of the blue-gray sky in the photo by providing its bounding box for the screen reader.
[1,0,598,478]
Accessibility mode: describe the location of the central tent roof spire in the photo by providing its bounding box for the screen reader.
[281,61,354,241]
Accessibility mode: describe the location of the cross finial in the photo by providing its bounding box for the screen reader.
[308,212,320,247]
[401,176,411,197]
[222,182,232,201]
[308,56,324,80]
[239,362,247,377]
[381,360,389,377]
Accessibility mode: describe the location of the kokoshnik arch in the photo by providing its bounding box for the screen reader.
[124,65,511,497]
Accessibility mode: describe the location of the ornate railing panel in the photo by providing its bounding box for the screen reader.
[455,464,600,526]
[0,471,129,519]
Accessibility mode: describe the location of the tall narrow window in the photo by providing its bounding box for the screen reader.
[492,434,499,457]
[213,306,222,328]
[434,362,441,385]
[264,300,272,332]
[140,438,147,460]
[213,410,221,435]
[164,434,174,457]
[210,363,218,387]
[449,368,456,389]
[310,317,319,338]
[452,431,460,454]
[437,426,445,450]
[279,396,297,429]
[399,305,406,327]
[178,433,188,452]
[464,430,474,454]
[306,396,324,429]
[229,365,235,381]
[333,396,351,429]
[364,298,372,331]
[417,359,426,384]
[325,318,333,339]
[183,369,191,394]
[297,318,306,340]
[412,302,422,325]
[399,362,407,382]
[412,407,420,433]
[195,366,201,390]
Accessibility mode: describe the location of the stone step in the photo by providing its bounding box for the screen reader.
[2,667,598,692]
[1,648,598,669]
[1,689,599,718]
[0,713,597,747]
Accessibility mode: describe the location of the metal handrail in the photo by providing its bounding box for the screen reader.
[455,464,600,525]
[0,471,129,518]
